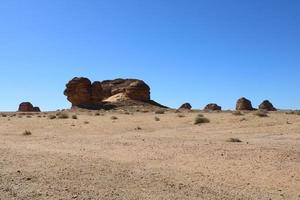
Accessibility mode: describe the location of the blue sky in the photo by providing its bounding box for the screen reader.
[0,0,299,111]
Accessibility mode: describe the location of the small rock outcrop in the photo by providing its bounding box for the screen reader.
[179,103,192,110]
[236,97,254,110]
[64,77,151,109]
[204,103,222,111]
[259,100,277,111]
[18,102,41,112]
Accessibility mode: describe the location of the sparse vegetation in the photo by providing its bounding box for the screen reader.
[57,113,69,119]
[84,121,89,124]
[155,110,165,114]
[197,113,204,117]
[232,111,243,116]
[226,138,242,143]
[154,116,160,121]
[26,115,32,118]
[135,126,142,130]
[1,114,7,117]
[254,110,268,117]
[22,130,32,136]
[48,115,56,119]
[72,115,78,119]
[111,116,118,120]
[194,115,210,125]
[177,114,185,118]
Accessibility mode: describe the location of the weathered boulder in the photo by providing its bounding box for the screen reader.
[18,102,41,112]
[204,103,221,111]
[64,77,151,109]
[259,100,277,111]
[236,97,254,110]
[179,103,192,110]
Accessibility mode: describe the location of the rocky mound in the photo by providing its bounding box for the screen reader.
[204,103,222,111]
[236,97,254,110]
[259,100,277,111]
[64,77,164,109]
[179,103,192,110]
[18,102,41,112]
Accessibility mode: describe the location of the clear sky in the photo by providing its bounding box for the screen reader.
[0,0,299,111]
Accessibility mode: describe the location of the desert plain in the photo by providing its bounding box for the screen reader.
[0,109,299,200]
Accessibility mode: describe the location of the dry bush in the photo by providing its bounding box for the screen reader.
[154,116,160,121]
[194,115,210,125]
[254,110,268,117]
[1,114,7,117]
[48,115,56,119]
[72,115,78,119]
[177,114,185,118]
[57,113,69,119]
[226,138,242,143]
[155,110,165,114]
[26,115,32,118]
[135,126,142,130]
[23,130,32,136]
[111,116,118,120]
[84,121,89,124]
[232,111,243,116]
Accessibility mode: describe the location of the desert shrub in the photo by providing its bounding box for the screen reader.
[111,116,118,120]
[194,115,210,125]
[135,126,142,130]
[72,115,78,119]
[197,113,204,117]
[95,113,100,116]
[232,111,243,116]
[254,110,268,117]
[10,114,16,117]
[57,113,69,119]
[26,115,32,118]
[37,115,42,118]
[48,115,56,119]
[154,116,160,121]
[155,110,165,114]
[84,121,89,124]
[23,130,32,136]
[1,114,7,117]
[177,114,185,118]
[226,138,242,143]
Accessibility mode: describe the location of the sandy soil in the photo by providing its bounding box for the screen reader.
[0,110,299,200]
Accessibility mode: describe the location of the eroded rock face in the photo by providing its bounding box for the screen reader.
[259,100,277,111]
[64,77,151,108]
[236,97,254,110]
[18,102,41,112]
[204,103,221,111]
[179,103,192,110]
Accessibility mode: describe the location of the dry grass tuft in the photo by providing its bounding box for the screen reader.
[57,113,69,119]
[48,115,56,119]
[254,110,268,117]
[111,116,118,120]
[154,116,160,121]
[177,114,185,118]
[232,111,243,116]
[155,110,165,114]
[226,138,242,143]
[194,115,210,125]
[23,130,32,136]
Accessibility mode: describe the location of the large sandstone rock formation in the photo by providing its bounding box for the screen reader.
[259,100,277,111]
[179,103,192,110]
[64,77,151,109]
[236,97,254,110]
[18,102,41,112]
[204,103,222,111]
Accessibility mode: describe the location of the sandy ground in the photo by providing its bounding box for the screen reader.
[0,110,299,200]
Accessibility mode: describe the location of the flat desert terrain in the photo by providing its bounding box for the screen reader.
[0,110,299,200]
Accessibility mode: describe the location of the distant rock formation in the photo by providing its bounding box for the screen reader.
[204,103,221,111]
[18,102,41,112]
[236,97,254,110]
[64,77,153,109]
[259,100,277,111]
[179,103,192,110]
